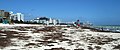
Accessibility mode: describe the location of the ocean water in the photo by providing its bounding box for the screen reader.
[93,25,120,29]
[92,25,120,32]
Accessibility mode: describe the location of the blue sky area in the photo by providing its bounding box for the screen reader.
[0,0,120,25]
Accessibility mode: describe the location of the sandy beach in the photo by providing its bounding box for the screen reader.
[0,24,120,50]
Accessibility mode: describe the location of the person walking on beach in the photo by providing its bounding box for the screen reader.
[74,20,80,27]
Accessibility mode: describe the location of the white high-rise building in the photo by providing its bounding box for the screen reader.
[16,13,24,21]
[10,12,24,22]
[32,17,59,25]
[53,19,57,25]
[49,18,53,23]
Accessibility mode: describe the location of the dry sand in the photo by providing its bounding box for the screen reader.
[0,24,120,50]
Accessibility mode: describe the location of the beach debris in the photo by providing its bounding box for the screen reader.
[36,40,57,45]
[0,26,120,50]
[42,32,62,40]
[33,26,57,33]
[0,38,11,47]
[39,26,57,32]
[0,30,31,48]
[45,48,65,50]
[113,45,120,49]
[18,36,31,40]
[24,43,37,47]
[94,46,101,50]
[88,46,93,50]
[85,35,117,45]
[42,32,71,42]
[74,49,84,50]
[0,31,17,47]
[14,26,28,31]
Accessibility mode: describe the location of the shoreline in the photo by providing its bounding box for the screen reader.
[81,26,120,33]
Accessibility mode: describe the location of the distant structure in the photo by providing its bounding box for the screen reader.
[82,21,93,27]
[31,17,59,25]
[0,10,10,24]
[10,12,24,22]
[0,10,24,24]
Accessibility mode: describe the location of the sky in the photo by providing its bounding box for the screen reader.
[0,0,120,25]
